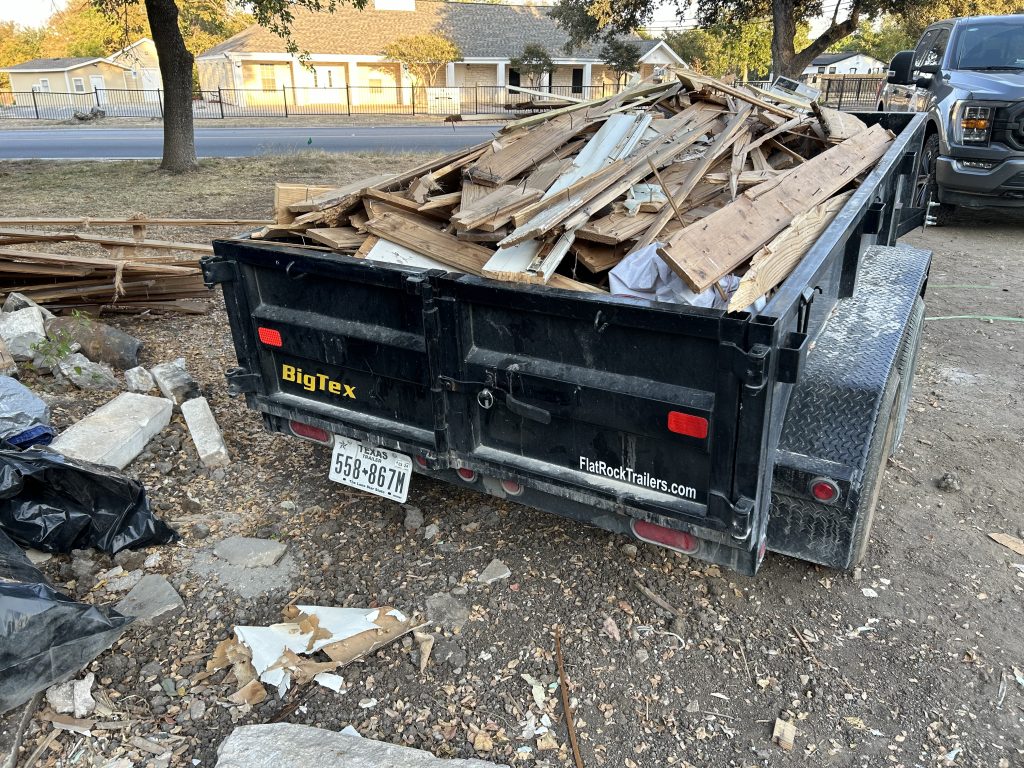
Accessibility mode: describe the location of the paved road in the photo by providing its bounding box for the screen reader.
[0,125,501,160]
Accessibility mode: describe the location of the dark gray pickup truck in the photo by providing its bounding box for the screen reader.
[878,14,1024,223]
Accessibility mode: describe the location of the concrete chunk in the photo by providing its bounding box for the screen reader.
[216,723,507,768]
[2,292,55,321]
[124,366,156,393]
[214,537,286,568]
[0,307,46,361]
[115,574,184,625]
[50,392,171,469]
[55,353,118,390]
[150,358,199,405]
[181,397,230,468]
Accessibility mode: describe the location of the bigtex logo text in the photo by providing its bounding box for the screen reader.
[281,364,356,399]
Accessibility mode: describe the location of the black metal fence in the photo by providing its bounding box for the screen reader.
[817,77,885,110]
[0,84,624,120]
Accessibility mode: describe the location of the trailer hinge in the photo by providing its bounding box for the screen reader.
[724,343,770,391]
[201,259,236,287]
[709,492,755,538]
[797,287,818,335]
[225,366,261,396]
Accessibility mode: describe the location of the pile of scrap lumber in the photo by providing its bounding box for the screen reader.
[255,72,894,312]
[0,217,269,314]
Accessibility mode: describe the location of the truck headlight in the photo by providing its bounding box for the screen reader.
[952,103,993,145]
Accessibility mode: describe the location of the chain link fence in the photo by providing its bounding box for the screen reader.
[0,84,625,121]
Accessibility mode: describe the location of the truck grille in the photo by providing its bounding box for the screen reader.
[993,103,1024,151]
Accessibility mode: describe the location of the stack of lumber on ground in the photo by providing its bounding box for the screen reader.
[0,221,235,313]
[253,72,892,310]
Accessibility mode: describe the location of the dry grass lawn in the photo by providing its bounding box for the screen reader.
[0,150,438,234]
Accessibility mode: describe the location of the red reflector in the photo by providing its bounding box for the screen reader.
[810,478,839,503]
[667,411,708,439]
[258,326,282,347]
[415,455,429,468]
[631,520,699,554]
[500,479,523,496]
[289,420,330,444]
[456,467,477,482]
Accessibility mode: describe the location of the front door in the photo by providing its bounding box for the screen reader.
[571,67,584,94]
[89,75,106,103]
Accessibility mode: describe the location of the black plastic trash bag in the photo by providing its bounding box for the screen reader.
[0,529,132,714]
[0,376,55,448]
[0,447,178,554]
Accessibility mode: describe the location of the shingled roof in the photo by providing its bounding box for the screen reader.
[199,0,658,61]
[2,57,106,72]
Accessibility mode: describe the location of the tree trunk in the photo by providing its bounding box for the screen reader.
[145,0,197,173]
[770,0,861,79]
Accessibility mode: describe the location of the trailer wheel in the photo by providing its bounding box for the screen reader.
[849,390,901,566]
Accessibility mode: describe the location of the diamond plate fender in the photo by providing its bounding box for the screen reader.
[767,244,931,569]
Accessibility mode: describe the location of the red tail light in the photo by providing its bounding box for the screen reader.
[456,467,478,483]
[810,477,840,504]
[289,420,331,444]
[258,326,282,347]
[415,455,429,468]
[631,520,699,554]
[667,411,708,439]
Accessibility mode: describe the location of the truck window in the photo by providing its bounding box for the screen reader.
[916,28,950,70]
[913,29,937,70]
[953,21,1024,70]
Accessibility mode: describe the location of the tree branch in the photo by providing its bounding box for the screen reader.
[791,11,862,72]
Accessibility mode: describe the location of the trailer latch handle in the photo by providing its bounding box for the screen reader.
[505,392,552,425]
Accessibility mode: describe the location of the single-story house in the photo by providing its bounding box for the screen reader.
[196,0,684,110]
[108,38,164,94]
[0,39,163,108]
[801,52,887,85]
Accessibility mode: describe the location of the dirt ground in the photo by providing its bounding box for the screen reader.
[1,156,1022,768]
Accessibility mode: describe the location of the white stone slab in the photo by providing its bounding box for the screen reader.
[181,396,230,468]
[50,392,172,469]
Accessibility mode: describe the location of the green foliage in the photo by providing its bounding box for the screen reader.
[30,327,76,371]
[383,33,462,87]
[665,20,774,78]
[510,44,554,87]
[601,37,642,85]
[898,0,1024,38]
[830,16,915,63]
[0,23,45,89]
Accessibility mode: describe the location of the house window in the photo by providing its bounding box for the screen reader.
[828,66,837,74]
[508,68,521,87]
[312,69,319,88]
[817,66,825,74]
[327,70,334,88]
[39,78,50,92]
[369,78,383,94]
[73,77,85,93]
[849,67,857,73]
[259,64,276,90]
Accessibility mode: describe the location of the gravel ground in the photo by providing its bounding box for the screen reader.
[2,160,1022,768]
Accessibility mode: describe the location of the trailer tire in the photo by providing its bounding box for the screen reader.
[849,389,901,566]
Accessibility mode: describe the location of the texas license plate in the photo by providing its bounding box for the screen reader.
[328,437,413,503]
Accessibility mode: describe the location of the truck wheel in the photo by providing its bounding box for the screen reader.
[849,390,901,566]
[920,134,957,226]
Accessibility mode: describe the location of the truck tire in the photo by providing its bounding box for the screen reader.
[849,387,901,566]
[920,134,957,226]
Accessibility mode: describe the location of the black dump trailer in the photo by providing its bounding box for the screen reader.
[203,112,931,576]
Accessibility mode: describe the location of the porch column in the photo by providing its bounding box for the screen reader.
[445,62,456,87]
[346,60,356,106]
[582,62,592,87]
[496,60,506,86]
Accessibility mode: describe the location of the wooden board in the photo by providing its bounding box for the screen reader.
[467,112,601,186]
[0,217,272,227]
[365,238,460,271]
[812,103,868,143]
[275,184,336,225]
[989,532,1024,557]
[570,240,625,273]
[0,228,212,253]
[287,174,390,213]
[362,212,493,274]
[658,124,893,292]
[303,227,365,250]
[451,185,544,231]
[727,193,852,312]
